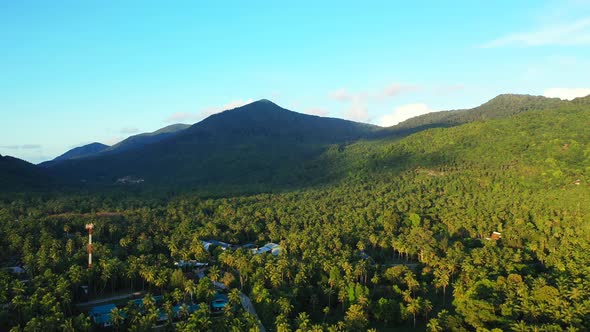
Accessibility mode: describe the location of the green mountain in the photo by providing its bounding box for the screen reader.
[41,124,190,168]
[0,154,53,191]
[43,95,588,192]
[314,98,590,186]
[382,94,566,137]
[12,94,590,193]
[52,142,110,162]
[104,123,190,153]
[45,99,379,190]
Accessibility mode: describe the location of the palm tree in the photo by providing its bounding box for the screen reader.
[295,312,311,331]
[110,307,124,332]
[276,297,293,317]
[184,280,197,303]
[510,320,529,332]
[344,304,368,331]
[228,289,242,310]
[163,300,174,326]
[61,318,76,332]
[172,288,183,304]
[179,303,190,320]
[141,266,156,291]
[209,265,221,283]
[99,259,113,294]
[406,297,422,328]
[143,294,156,311]
[422,299,433,321]
[323,286,335,308]
[125,257,140,290]
[434,267,450,306]
[154,269,168,292]
[426,318,443,331]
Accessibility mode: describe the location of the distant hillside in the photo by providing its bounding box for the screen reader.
[105,123,190,153]
[52,142,110,162]
[0,154,52,191]
[45,99,379,190]
[17,94,590,194]
[41,124,190,168]
[572,94,590,105]
[312,98,590,185]
[382,94,567,137]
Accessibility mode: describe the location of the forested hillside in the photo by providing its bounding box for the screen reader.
[38,95,575,194]
[52,143,110,162]
[315,100,588,186]
[0,154,53,191]
[381,94,566,138]
[102,123,191,154]
[1,98,589,331]
[43,100,379,191]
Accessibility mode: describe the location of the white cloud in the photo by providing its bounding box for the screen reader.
[105,136,124,146]
[329,82,419,123]
[0,144,41,150]
[483,17,590,47]
[165,99,254,123]
[329,88,354,102]
[381,83,419,98]
[329,83,418,104]
[305,107,329,117]
[544,87,590,100]
[376,103,436,127]
[21,144,41,149]
[120,127,140,134]
[345,102,369,122]
[221,99,254,111]
[166,112,195,122]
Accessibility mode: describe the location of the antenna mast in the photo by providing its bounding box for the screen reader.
[85,223,94,269]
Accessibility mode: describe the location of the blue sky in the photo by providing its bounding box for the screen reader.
[1,0,590,163]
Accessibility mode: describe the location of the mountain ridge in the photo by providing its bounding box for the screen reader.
[3,93,588,193]
[41,123,191,167]
[0,154,54,190]
[43,99,380,189]
[382,93,567,137]
[52,142,110,162]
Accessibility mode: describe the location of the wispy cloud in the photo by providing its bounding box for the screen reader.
[345,102,369,122]
[120,127,140,134]
[21,144,41,149]
[166,112,196,123]
[329,88,355,102]
[165,99,254,123]
[304,107,329,117]
[544,87,590,100]
[105,136,124,146]
[483,17,590,47]
[381,83,419,98]
[0,144,41,150]
[329,83,419,104]
[329,82,419,122]
[376,103,436,127]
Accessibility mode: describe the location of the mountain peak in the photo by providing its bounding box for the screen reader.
[214,99,286,116]
[254,98,277,105]
[52,142,110,162]
[238,99,281,110]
